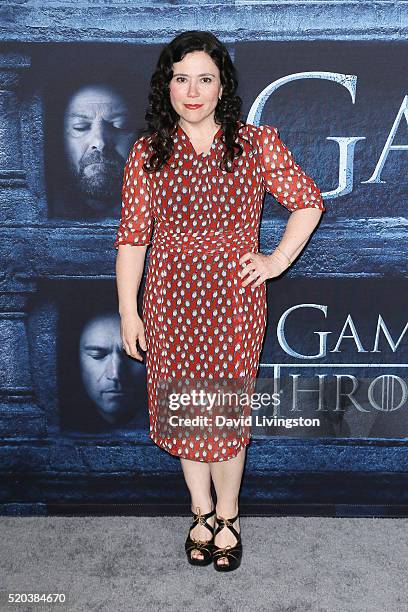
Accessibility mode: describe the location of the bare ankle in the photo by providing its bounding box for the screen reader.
[216,501,239,518]
[191,498,214,513]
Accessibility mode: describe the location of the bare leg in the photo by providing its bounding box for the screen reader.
[210,446,246,567]
[180,457,215,561]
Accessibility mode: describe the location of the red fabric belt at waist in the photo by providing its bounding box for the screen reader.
[152,227,257,253]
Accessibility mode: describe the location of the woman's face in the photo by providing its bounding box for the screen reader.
[169,50,223,126]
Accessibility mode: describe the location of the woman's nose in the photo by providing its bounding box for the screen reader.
[187,83,199,97]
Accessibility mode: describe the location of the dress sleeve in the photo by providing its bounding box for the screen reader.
[113,137,154,249]
[259,124,326,212]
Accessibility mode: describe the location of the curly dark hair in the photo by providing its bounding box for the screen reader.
[142,31,251,173]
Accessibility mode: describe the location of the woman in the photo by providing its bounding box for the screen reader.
[114,31,326,572]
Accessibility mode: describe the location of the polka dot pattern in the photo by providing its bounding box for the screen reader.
[113,139,153,248]
[259,124,326,212]
[114,123,326,461]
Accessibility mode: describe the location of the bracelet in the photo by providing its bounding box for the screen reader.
[270,251,290,272]
[274,246,293,266]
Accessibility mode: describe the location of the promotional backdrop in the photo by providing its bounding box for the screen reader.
[1,2,407,515]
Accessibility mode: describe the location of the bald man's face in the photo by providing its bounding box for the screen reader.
[63,84,136,214]
[79,313,146,424]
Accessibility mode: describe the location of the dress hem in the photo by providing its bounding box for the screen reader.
[149,432,252,463]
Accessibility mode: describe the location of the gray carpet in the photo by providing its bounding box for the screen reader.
[1,516,407,611]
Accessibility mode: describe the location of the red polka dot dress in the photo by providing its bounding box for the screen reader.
[114,123,326,461]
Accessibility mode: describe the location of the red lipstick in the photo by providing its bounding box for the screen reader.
[184,104,203,109]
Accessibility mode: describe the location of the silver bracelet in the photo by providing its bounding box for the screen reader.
[274,246,293,266]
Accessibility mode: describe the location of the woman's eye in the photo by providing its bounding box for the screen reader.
[175,77,212,83]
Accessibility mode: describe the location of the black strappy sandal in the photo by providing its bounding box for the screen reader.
[212,512,242,572]
[185,506,216,566]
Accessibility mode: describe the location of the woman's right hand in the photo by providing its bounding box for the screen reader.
[120,312,147,361]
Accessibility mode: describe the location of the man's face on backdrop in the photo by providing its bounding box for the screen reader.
[63,84,136,215]
[78,313,146,424]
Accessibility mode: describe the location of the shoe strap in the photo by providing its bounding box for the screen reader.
[191,507,215,536]
[215,513,240,541]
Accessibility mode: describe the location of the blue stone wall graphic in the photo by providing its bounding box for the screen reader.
[0,2,407,515]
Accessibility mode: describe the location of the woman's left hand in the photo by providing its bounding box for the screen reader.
[238,252,288,289]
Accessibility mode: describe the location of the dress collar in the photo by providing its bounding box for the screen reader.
[176,123,223,158]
